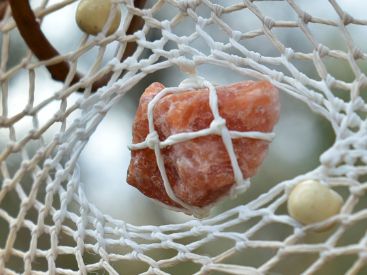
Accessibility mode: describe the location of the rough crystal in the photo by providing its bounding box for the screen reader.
[127,81,280,208]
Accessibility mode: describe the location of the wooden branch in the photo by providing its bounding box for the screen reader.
[0,0,8,21]
[9,0,147,92]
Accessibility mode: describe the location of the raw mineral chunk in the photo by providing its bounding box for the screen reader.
[127,81,280,208]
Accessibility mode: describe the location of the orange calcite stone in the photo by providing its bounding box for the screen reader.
[127,81,280,208]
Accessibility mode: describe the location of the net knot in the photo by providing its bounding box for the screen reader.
[350,185,365,197]
[177,0,201,12]
[263,17,275,29]
[342,13,354,25]
[320,246,333,259]
[76,129,88,140]
[325,74,336,88]
[23,103,33,115]
[272,71,284,82]
[235,240,247,251]
[283,48,294,59]
[20,160,30,171]
[231,30,242,41]
[54,133,65,145]
[179,76,206,89]
[123,56,139,69]
[317,44,330,58]
[210,118,226,134]
[2,179,11,192]
[320,148,340,167]
[146,131,160,149]
[358,74,367,88]
[301,12,312,24]
[150,230,165,240]
[172,56,197,75]
[94,102,107,114]
[177,252,188,261]
[211,4,224,16]
[352,47,364,60]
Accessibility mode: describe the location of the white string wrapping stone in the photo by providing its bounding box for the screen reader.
[0,0,367,274]
[128,76,275,217]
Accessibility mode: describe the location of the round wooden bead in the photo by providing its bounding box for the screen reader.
[76,0,121,36]
[287,180,343,226]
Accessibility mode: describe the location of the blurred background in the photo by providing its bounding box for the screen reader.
[1,0,367,274]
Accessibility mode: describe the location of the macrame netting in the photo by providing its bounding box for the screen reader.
[1,0,367,274]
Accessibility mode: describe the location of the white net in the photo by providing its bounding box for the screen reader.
[1,0,367,274]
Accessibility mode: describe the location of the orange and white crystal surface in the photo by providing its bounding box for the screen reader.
[127,81,280,208]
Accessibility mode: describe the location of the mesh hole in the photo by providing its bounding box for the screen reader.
[110,259,150,274]
[18,170,35,196]
[221,4,262,34]
[299,230,337,245]
[316,254,358,274]
[172,232,207,246]
[31,256,48,272]
[272,27,315,54]
[13,116,34,143]
[290,58,322,81]
[81,250,100,266]
[222,216,262,233]
[58,231,76,247]
[0,214,9,248]
[161,260,202,275]
[352,194,367,213]
[24,206,38,225]
[41,0,80,53]
[13,226,31,251]
[256,0,298,21]
[3,152,22,178]
[37,232,51,250]
[332,185,350,201]
[224,246,277,269]
[346,24,367,54]
[77,43,101,72]
[171,13,196,37]
[105,241,134,255]
[144,247,178,262]
[202,21,231,44]
[35,181,48,205]
[236,34,280,58]
[336,219,367,247]
[52,191,61,210]
[55,253,79,271]
[43,212,54,227]
[295,1,339,21]
[5,29,28,71]
[0,188,21,218]
[312,28,349,53]
[153,2,181,22]
[7,254,25,274]
[251,222,293,241]
[271,253,319,275]
[323,56,356,83]
[329,86,349,102]
[193,237,236,258]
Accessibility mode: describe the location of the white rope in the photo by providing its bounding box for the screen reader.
[0,0,366,274]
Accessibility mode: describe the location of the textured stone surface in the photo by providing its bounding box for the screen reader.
[127,81,280,208]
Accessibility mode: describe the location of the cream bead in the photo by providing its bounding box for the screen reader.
[287,180,343,226]
[76,0,122,36]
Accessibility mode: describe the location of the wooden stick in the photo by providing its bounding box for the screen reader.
[9,0,147,92]
[0,0,8,21]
